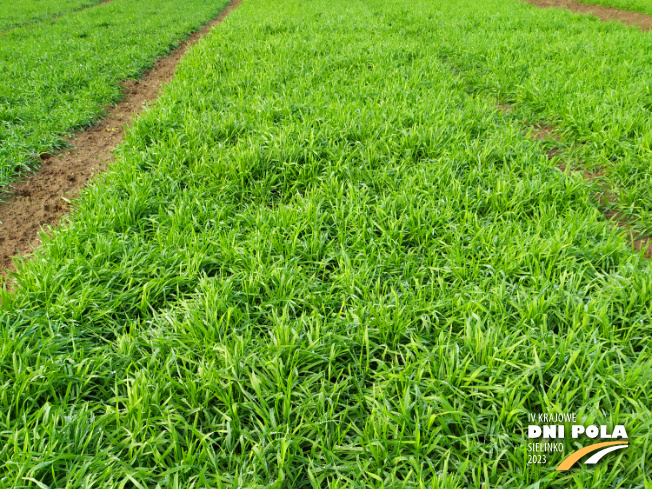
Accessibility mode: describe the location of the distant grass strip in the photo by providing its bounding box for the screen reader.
[1,0,650,487]
[0,0,229,188]
[0,0,104,32]
[408,0,652,237]
[575,0,652,16]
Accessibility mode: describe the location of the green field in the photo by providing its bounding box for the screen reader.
[433,0,652,237]
[1,0,651,487]
[0,0,104,31]
[0,0,228,188]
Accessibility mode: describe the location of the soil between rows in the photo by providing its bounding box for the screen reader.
[0,0,242,273]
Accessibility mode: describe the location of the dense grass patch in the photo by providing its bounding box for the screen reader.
[576,0,652,16]
[0,0,103,31]
[1,0,651,487]
[0,0,228,188]
[422,0,652,235]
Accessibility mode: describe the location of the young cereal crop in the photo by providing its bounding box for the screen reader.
[0,0,650,487]
[421,0,652,237]
[0,0,229,188]
[0,0,104,31]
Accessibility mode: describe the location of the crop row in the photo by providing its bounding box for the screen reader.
[2,0,650,487]
[0,0,229,188]
[0,0,103,31]
[427,0,652,236]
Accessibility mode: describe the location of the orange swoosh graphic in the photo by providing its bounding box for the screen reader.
[556,441,628,470]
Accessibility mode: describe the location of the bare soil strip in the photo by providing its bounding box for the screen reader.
[522,0,652,30]
[0,0,242,272]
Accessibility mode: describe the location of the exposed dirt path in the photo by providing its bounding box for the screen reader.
[0,0,242,273]
[522,0,652,30]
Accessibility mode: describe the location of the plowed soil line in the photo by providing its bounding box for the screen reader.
[0,0,242,273]
[522,0,652,30]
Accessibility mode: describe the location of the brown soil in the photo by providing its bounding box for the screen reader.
[521,0,652,30]
[633,236,652,256]
[0,0,242,273]
[526,124,563,156]
[603,207,652,257]
[494,0,652,258]
[529,124,559,141]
